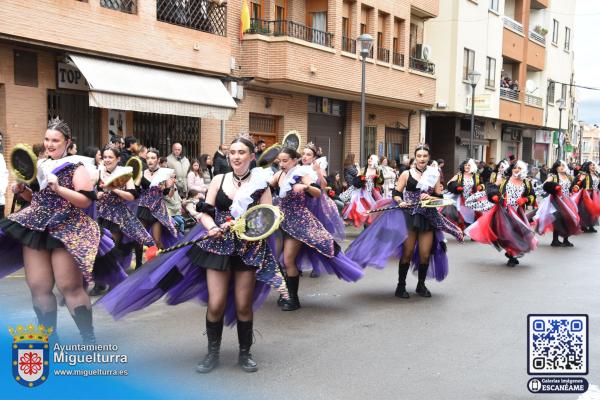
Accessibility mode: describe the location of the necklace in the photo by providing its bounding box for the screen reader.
[232,170,251,187]
[415,166,426,174]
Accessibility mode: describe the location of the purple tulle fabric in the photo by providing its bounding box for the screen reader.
[306,195,346,242]
[0,228,24,278]
[93,230,128,287]
[293,248,364,282]
[346,204,449,281]
[97,224,274,326]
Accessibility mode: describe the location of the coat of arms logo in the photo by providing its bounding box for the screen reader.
[9,323,51,387]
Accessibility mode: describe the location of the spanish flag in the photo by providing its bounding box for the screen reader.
[240,0,251,40]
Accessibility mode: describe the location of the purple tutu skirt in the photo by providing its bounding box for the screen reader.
[0,227,25,279]
[307,195,345,242]
[293,247,364,282]
[92,229,128,287]
[346,204,449,281]
[97,224,273,326]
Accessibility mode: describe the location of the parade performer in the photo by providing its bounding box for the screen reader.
[136,148,179,249]
[0,119,99,343]
[346,144,464,298]
[300,144,345,274]
[99,137,287,373]
[489,159,509,185]
[339,154,383,227]
[536,160,581,247]
[271,147,364,311]
[465,160,537,266]
[92,147,154,294]
[443,159,484,231]
[572,161,600,233]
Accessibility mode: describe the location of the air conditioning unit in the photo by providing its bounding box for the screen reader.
[415,44,432,60]
[228,82,244,100]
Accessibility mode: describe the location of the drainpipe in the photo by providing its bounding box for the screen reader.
[220,120,225,145]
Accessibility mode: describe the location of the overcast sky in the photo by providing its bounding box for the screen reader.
[575,0,600,125]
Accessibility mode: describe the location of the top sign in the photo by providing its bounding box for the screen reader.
[57,62,88,91]
[466,94,492,111]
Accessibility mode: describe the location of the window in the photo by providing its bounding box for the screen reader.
[564,27,571,51]
[342,17,349,38]
[156,0,227,36]
[561,83,568,101]
[552,19,559,44]
[489,0,499,12]
[100,0,136,14]
[463,48,475,80]
[547,81,555,103]
[365,126,377,157]
[250,0,262,20]
[485,56,496,87]
[133,112,200,159]
[13,50,38,87]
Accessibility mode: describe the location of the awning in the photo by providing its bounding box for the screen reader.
[68,54,237,120]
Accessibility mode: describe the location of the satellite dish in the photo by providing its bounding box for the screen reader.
[525,80,538,94]
[422,45,432,60]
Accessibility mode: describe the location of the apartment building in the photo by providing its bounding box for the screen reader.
[0,0,440,179]
[423,0,576,176]
[579,123,600,164]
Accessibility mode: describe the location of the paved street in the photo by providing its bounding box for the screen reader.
[2,228,599,400]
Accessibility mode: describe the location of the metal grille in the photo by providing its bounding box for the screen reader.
[157,0,227,36]
[392,52,404,67]
[365,126,377,159]
[133,112,200,160]
[248,19,333,47]
[377,48,390,63]
[47,90,101,151]
[100,0,136,14]
[342,37,356,53]
[249,114,276,133]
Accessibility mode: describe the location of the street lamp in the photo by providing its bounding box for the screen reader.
[357,33,373,167]
[556,98,566,160]
[467,70,481,159]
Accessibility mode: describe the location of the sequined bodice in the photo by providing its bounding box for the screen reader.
[29,163,78,211]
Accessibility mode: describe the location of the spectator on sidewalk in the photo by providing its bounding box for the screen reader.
[167,142,190,196]
[213,144,231,175]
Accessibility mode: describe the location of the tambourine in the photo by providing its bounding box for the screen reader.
[257,144,282,168]
[282,130,301,151]
[367,198,456,214]
[102,166,133,190]
[145,204,284,259]
[125,156,143,186]
[10,144,38,184]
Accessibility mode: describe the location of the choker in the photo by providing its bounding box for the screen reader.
[232,170,251,187]
[415,166,426,174]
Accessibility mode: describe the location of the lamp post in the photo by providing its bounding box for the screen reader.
[357,33,373,167]
[556,98,566,160]
[466,70,481,159]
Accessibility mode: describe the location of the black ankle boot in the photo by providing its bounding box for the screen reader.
[237,320,258,372]
[196,318,223,373]
[415,264,431,297]
[281,275,300,311]
[551,232,563,247]
[394,263,410,299]
[590,227,598,233]
[71,306,96,344]
[562,237,574,247]
[34,306,59,342]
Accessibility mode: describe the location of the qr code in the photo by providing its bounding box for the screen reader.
[528,315,588,375]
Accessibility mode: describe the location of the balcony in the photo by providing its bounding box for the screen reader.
[342,36,356,53]
[503,16,524,35]
[528,30,546,46]
[100,0,136,14]
[377,48,390,63]
[157,0,227,36]
[247,19,333,48]
[525,93,543,108]
[500,87,519,101]
[409,57,435,75]
[392,52,404,67]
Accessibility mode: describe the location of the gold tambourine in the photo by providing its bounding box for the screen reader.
[102,166,133,190]
[282,130,301,151]
[125,156,143,186]
[10,144,38,184]
[257,144,282,168]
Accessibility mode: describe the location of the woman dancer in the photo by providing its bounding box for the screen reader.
[93,147,154,293]
[489,159,509,185]
[536,160,581,247]
[443,159,484,231]
[136,148,179,249]
[346,144,464,298]
[271,148,363,310]
[99,137,287,373]
[573,161,600,233]
[339,154,383,227]
[0,119,100,343]
[465,160,537,266]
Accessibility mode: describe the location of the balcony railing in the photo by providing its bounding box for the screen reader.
[377,48,390,63]
[500,87,520,101]
[528,30,546,46]
[409,57,435,75]
[503,16,524,34]
[392,52,404,67]
[157,0,226,36]
[525,93,543,107]
[342,36,356,53]
[247,19,334,47]
[100,0,136,13]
